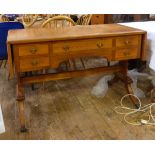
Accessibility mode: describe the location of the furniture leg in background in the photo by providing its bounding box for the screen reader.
[120,61,138,106]
[109,61,138,107]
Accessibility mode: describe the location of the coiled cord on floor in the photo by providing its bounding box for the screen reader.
[114,94,155,126]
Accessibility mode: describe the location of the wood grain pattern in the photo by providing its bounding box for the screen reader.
[7,24,146,44]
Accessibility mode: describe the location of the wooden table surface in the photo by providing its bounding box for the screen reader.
[7,24,146,44]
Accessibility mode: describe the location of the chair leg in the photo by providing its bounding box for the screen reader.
[4,60,7,68]
[80,58,86,69]
[68,59,75,71]
[0,60,3,68]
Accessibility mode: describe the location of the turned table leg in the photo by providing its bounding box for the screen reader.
[120,61,139,107]
[109,61,139,107]
[16,84,27,132]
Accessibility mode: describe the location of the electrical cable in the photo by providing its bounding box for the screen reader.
[114,94,155,126]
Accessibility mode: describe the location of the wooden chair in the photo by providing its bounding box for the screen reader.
[42,15,75,28]
[0,14,10,22]
[45,14,70,19]
[42,16,76,71]
[76,14,92,25]
[21,14,39,28]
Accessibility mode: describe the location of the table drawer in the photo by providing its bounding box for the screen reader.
[18,43,49,57]
[19,56,49,72]
[52,38,113,54]
[115,48,140,60]
[116,35,140,48]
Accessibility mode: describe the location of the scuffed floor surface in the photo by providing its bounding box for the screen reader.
[0,59,155,140]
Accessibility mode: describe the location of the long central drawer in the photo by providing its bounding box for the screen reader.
[52,38,113,54]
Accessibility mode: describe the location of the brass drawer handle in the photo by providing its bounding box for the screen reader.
[31,60,39,66]
[30,48,37,54]
[123,50,130,56]
[124,40,130,45]
[96,42,103,48]
[63,45,70,52]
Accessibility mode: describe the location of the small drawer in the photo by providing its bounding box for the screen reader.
[19,56,49,72]
[116,35,140,48]
[18,43,49,57]
[52,38,113,54]
[115,48,140,60]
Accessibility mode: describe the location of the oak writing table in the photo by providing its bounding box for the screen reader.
[7,24,147,131]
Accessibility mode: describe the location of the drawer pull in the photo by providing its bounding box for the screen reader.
[63,45,70,52]
[123,50,130,56]
[31,60,39,66]
[30,48,37,54]
[96,42,103,48]
[124,40,129,45]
